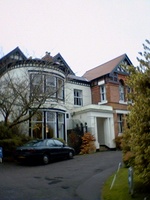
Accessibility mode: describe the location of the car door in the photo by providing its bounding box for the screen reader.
[53,139,66,158]
[46,139,59,159]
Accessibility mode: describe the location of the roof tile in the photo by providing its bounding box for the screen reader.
[83,54,126,81]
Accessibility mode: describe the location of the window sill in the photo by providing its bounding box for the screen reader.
[74,105,82,107]
[98,100,108,105]
[119,101,127,105]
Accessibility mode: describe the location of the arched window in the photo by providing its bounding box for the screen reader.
[119,80,125,101]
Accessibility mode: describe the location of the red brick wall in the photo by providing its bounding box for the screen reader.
[106,83,119,103]
[91,85,100,104]
[91,74,128,105]
[91,74,129,138]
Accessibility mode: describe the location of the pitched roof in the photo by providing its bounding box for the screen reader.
[68,74,89,83]
[0,47,27,63]
[53,53,75,75]
[82,54,131,81]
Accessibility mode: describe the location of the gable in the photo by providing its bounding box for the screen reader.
[53,53,75,75]
[0,47,27,75]
[112,55,132,75]
[0,47,27,64]
[83,54,132,81]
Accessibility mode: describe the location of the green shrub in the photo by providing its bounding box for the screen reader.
[0,122,24,139]
[0,135,31,157]
[114,135,123,150]
[123,151,134,168]
[0,122,31,158]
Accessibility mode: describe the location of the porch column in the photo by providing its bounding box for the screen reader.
[108,117,116,148]
[94,117,100,149]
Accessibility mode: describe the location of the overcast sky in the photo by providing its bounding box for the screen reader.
[0,0,150,76]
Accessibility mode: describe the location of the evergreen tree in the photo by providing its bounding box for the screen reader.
[123,40,150,185]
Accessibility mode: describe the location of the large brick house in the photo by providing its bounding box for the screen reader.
[83,54,132,139]
[0,47,132,149]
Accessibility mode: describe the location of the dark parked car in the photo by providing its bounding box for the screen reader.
[14,139,75,164]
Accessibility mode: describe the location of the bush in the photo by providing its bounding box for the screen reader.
[0,123,31,159]
[67,131,82,154]
[80,132,96,154]
[121,131,135,168]
[0,122,26,139]
[114,136,123,150]
[0,135,31,158]
[123,151,134,168]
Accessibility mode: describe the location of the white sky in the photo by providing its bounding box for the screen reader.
[0,0,150,76]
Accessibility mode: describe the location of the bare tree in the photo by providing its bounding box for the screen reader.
[0,60,65,129]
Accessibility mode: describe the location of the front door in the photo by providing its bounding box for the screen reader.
[97,117,105,146]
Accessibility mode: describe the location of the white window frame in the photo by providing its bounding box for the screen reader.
[74,89,83,106]
[100,85,106,102]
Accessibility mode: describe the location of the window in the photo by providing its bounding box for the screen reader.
[30,73,64,100]
[31,111,65,139]
[58,113,64,139]
[30,74,44,95]
[46,112,56,138]
[118,114,123,134]
[109,72,118,82]
[53,139,63,147]
[57,78,64,99]
[46,139,55,147]
[45,75,56,97]
[31,111,43,139]
[119,80,125,101]
[74,89,83,106]
[100,85,106,101]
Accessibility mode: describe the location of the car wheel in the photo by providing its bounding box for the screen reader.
[42,154,49,165]
[68,151,74,159]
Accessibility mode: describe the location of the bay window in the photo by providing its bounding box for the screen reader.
[30,73,64,100]
[31,110,65,140]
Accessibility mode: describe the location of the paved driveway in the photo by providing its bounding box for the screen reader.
[0,151,122,200]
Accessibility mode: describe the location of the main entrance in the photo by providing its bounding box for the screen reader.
[97,117,106,146]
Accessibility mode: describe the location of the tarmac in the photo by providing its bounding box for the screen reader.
[77,167,120,200]
[0,151,122,200]
[76,151,122,200]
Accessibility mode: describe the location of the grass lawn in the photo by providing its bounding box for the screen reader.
[102,168,150,200]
